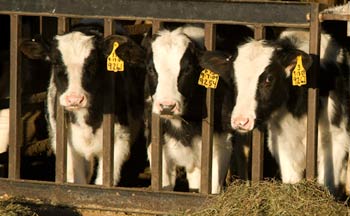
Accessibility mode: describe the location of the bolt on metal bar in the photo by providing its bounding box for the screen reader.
[8,14,22,180]
[103,18,115,187]
[251,25,266,182]
[150,20,163,191]
[200,23,216,194]
[55,16,68,183]
[306,3,320,180]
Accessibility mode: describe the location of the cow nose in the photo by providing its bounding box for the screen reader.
[160,103,176,115]
[232,116,254,132]
[65,94,85,107]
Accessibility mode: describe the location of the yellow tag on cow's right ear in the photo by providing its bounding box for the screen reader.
[198,69,219,89]
[292,55,307,86]
[107,42,124,72]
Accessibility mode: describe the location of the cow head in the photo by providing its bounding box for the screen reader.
[20,25,142,112]
[203,39,312,133]
[144,27,204,117]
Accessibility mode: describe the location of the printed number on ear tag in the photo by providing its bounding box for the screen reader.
[107,42,124,72]
[198,69,219,89]
[292,55,307,86]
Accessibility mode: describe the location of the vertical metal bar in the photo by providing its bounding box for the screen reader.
[151,113,162,191]
[306,3,320,180]
[39,16,43,34]
[200,23,216,194]
[152,20,161,34]
[55,16,68,183]
[8,14,22,180]
[103,18,114,187]
[151,20,163,191]
[251,25,266,182]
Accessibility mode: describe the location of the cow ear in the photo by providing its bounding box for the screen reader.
[279,49,313,77]
[104,34,145,65]
[20,35,49,60]
[199,50,235,85]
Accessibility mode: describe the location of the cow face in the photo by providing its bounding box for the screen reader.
[51,31,102,111]
[145,28,203,116]
[230,40,312,133]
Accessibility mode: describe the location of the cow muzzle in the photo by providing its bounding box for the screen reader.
[155,100,180,116]
[231,115,255,133]
[61,93,87,110]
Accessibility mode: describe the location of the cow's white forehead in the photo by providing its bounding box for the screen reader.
[152,29,190,74]
[234,40,274,79]
[56,31,94,66]
[151,29,190,102]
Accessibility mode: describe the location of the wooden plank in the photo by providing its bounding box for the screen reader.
[0,178,211,215]
[306,3,320,180]
[251,25,266,182]
[55,16,68,183]
[102,18,115,187]
[0,0,311,27]
[150,20,163,191]
[200,23,216,194]
[8,14,22,180]
[151,113,162,191]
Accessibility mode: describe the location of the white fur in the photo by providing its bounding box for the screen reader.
[232,29,349,193]
[147,132,232,194]
[48,32,132,185]
[0,109,9,153]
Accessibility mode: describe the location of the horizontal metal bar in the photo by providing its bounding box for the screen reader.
[0,178,210,214]
[0,0,311,26]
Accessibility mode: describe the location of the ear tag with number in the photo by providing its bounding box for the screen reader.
[292,55,307,86]
[198,69,219,89]
[107,42,124,72]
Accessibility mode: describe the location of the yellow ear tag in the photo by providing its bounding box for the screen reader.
[107,42,124,72]
[198,69,219,89]
[292,55,307,86]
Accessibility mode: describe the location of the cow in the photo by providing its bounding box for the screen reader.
[202,28,350,195]
[143,25,234,194]
[20,24,147,185]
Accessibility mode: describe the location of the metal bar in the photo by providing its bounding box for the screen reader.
[251,129,264,181]
[150,20,163,191]
[152,20,161,34]
[0,0,312,26]
[306,3,320,180]
[102,18,115,187]
[200,23,216,194]
[55,16,68,183]
[151,113,162,191]
[0,178,210,215]
[8,14,22,180]
[251,25,266,182]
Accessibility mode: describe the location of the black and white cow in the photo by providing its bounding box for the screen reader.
[144,25,234,193]
[20,24,146,185]
[204,28,350,193]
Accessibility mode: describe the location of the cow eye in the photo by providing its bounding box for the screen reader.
[265,74,273,84]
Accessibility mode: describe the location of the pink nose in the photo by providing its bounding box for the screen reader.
[232,116,253,132]
[156,100,177,114]
[65,94,85,107]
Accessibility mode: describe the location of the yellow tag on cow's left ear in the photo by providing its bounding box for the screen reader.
[107,42,124,72]
[292,55,307,86]
[198,69,219,89]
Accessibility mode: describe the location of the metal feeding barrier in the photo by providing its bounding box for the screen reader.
[0,0,344,214]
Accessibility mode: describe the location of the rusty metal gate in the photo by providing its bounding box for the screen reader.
[0,0,344,214]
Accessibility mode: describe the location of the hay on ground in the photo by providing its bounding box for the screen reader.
[187,180,349,216]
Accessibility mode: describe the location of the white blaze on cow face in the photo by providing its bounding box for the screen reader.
[151,28,191,115]
[56,32,94,110]
[232,40,274,132]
